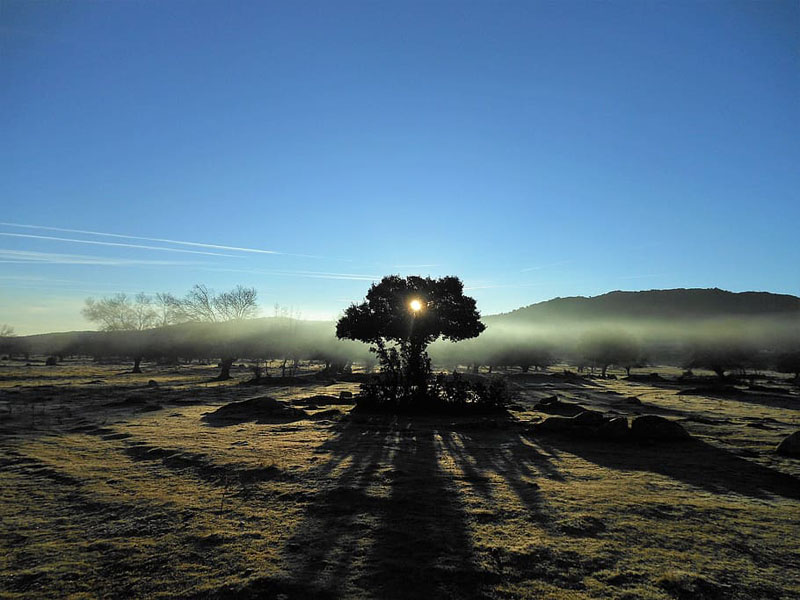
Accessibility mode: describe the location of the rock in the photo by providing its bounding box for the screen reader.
[627,373,665,382]
[147,380,159,388]
[776,431,800,457]
[533,396,586,416]
[45,356,58,366]
[340,391,353,400]
[536,410,607,435]
[572,410,607,427]
[204,396,308,423]
[537,415,578,433]
[599,416,630,440]
[291,395,339,407]
[631,415,690,442]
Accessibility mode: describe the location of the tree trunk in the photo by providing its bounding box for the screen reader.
[218,357,235,380]
[602,364,608,377]
[132,356,143,374]
[625,366,631,377]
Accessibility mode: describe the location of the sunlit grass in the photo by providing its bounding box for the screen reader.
[1,362,798,598]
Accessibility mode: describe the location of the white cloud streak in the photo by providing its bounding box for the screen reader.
[0,232,243,258]
[198,266,381,281]
[0,248,206,266]
[520,259,574,273]
[0,221,332,259]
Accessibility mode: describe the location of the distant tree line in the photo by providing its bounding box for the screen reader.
[2,290,799,383]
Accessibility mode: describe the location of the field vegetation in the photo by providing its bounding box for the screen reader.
[1,354,798,599]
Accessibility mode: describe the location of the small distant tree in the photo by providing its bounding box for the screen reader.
[686,343,752,380]
[579,331,640,377]
[336,275,485,406]
[0,324,18,359]
[775,350,800,381]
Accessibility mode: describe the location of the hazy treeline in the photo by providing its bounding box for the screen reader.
[429,316,800,378]
[0,318,370,377]
[1,286,799,379]
[2,314,799,380]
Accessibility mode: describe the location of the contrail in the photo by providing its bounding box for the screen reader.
[0,232,242,258]
[199,266,381,281]
[0,221,305,257]
[0,248,207,266]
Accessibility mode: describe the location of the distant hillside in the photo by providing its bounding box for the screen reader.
[487,288,800,323]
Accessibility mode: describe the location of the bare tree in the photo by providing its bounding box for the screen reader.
[214,285,259,321]
[83,293,158,332]
[154,292,184,327]
[175,284,258,323]
[173,284,259,379]
[0,324,14,337]
[177,284,219,322]
[82,293,159,372]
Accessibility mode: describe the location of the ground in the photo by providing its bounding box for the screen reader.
[1,359,798,599]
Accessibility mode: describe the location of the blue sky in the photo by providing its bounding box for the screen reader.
[2,1,798,334]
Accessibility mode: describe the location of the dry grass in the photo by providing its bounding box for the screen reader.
[1,359,799,598]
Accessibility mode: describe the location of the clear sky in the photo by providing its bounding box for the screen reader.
[2,1,798,334]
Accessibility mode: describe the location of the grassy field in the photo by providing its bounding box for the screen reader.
[1,359,798,599]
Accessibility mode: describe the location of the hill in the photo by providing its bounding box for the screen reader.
[486,288,800,324]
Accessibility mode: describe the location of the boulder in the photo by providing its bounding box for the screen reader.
[291,394,339,407]
[533,396,586,416]
[204,396,308,424]
[776,431,800,457]
[599,416,630,440]
[537,415,578,433]
[631,415,690,442]
[572,410,607,427]
[536,410,607,435]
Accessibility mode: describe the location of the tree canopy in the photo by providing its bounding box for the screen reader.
[336,275,485,348]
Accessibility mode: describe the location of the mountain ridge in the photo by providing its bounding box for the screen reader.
[485,288,800,322]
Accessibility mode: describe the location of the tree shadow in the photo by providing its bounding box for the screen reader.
[437,427,563,525]
[536,434,800,501]
[281,413,565,598]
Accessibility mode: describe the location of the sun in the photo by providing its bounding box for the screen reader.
[409,298,423,312]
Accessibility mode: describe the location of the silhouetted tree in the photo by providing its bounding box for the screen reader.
[336,275,485,405]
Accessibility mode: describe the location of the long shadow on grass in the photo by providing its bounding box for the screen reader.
[281,413,564,598]
[536,434,800,501]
